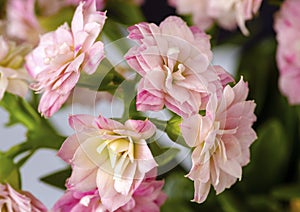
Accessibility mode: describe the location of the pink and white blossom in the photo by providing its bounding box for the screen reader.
[181,77,257,203]
[57,114,158,211]
[52,171,166,212]
[25,0,106,117]
[169,0,262,35]
[125,16,232,118]
[6,0,42,44]
[0,183,47,212]
[274,0,300,104]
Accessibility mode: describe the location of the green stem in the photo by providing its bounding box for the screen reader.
[5,142,33,159]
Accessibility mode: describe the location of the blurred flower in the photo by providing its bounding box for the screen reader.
[66,0,106,10]
[25,0,106,117]
[0,183,47,212]
[181,77,257,203]
[6,0,42,45]
[53,170,166,212]
[169,0,262,35]
[0,36,31,100]
[57,114,157,211]
[274,0,300,104]
[125,16,232,118]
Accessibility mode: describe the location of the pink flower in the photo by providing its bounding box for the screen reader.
[52,189,107,212]
[274,0,300,104]
[6,0,42,44]
[169,0,262,35]
[57,115,158,211]
[181,77,257,203]
[0,183,47,212]
[53,171,166,212]
[125,16,232,118]
[25,0,106,117]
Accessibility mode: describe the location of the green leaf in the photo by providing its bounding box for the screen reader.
[105,0,145,26]
[77,58,125,93]
[148,141,179,166]
[0,153,21,189]
[241,119,290,193]
[0,93,40,130]
[40,167,71,190]
[272,184,300,201]
[38,6,74,31]
[237,38,277,116]
[161,170,194,212]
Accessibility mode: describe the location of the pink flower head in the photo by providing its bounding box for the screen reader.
[125,16,232,118]
[57,115,158,211]
[0,183,47,212]
[53,170,166,212]
[169,0,262,35]
[6,0,42,44]
[181,77,257,203]
[25,0,106,117]
[274,0,300,104]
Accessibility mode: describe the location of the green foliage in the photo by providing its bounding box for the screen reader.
[0,152,21,189]
[40,167,71,190]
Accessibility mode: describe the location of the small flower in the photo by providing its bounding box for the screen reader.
[6,0,42,44]
[181,77,257,203]
[0,36,31,100]
[57,115,157,211]
[274,0,300,104]
[25,0,106,117]
[125,16,231,118]
[0,183,47,212]
[169,0,262,35]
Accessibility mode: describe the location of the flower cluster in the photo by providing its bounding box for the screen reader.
[126,16,257,203]
[0,0,266,211]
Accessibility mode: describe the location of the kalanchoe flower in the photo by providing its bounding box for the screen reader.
[6,0,42,45]
[169,0,262,35]
[57,115,158,211]
[0,36,31,100]
[125,16,232,118]
[181,77,257,203]
[52,169,166,212]
[274,0,300,104]
[0,183,47,212]
[25,0,106,117]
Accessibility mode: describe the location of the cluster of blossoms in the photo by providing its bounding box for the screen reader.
[168,0,263,35]
[125,16,257,203]
[274,0,300,105]
[0,0,263,211]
